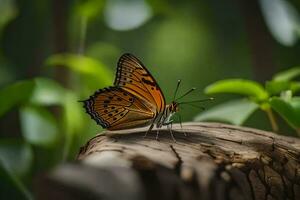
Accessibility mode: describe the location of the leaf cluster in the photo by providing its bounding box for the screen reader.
[195,66,300,135]
[0,54,113,199]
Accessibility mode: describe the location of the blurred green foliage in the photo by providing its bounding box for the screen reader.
[196,66,300,135]
[0,0,300,199]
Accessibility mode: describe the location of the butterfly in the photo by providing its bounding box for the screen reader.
[82,53,212,140]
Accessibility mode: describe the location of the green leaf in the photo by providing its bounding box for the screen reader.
[46,54,113,88]
[20,106,59,147]
[291,82,300,93]
[280,90,292,101]
[259,0,300,46]
[0,80,35,117]
[269,97,300,128]
[265,80,290,95]
[0,0,17,36]
[0,140,33,177]
[266,79,300,95]
[75,0,105,20]
[103,0,153,31]
[62,92,84,159]
[30,77,66,105]
[273,66,300,81]
[205,79,269,101]
[194,99,259,125]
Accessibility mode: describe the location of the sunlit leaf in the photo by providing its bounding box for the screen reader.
[20,106,59,147]
[0,140,33,177]
[194,99,258,125]
[269,97,300,128]
[280,90,292,101]
[30,78,66,105]
[0,80,35,117]
[205,79,269,101]
[259,0,300,46]
[46,54,113,89]
[273,66,300,81]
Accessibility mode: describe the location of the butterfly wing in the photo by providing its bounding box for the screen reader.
[114,53,166,113]
[83,87,155,130]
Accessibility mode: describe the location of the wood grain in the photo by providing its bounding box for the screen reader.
[38,122,300,200]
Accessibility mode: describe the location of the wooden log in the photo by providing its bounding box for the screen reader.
[38,122,300,200]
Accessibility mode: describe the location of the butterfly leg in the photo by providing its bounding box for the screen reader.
[156,129,160,140]
[163,120,176,142]
[144,123,154,138]
[167,123,176,142]
[164,121,176,142]
[177,114,187,137]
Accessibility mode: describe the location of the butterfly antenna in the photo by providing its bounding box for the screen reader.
[180,103,206,110]
[175,87,196,101]
[178,97,214,104]
[173,79,181,101]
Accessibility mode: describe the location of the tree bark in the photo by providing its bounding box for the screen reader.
[38,122,300,200]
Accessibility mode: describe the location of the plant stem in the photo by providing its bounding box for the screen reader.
[266,109,279,132]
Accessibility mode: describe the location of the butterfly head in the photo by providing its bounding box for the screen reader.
[169,101,179,113]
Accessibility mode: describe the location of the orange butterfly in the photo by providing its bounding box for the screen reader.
[82,53,210,140]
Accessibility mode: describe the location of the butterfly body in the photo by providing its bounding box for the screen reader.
[153,102,178,128]
[82,53,177,132]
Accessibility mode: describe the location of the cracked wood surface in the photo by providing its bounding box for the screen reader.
[40,122,300,200]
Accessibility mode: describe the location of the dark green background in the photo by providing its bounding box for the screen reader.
[0,0,300,199]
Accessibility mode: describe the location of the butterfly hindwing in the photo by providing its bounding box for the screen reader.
[83,87,155,130]
[114,53,166,113]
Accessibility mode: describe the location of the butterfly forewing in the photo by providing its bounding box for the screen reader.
[114,54,166,113]
[83,87,155,130]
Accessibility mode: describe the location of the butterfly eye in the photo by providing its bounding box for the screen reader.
[129,98,133,102]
